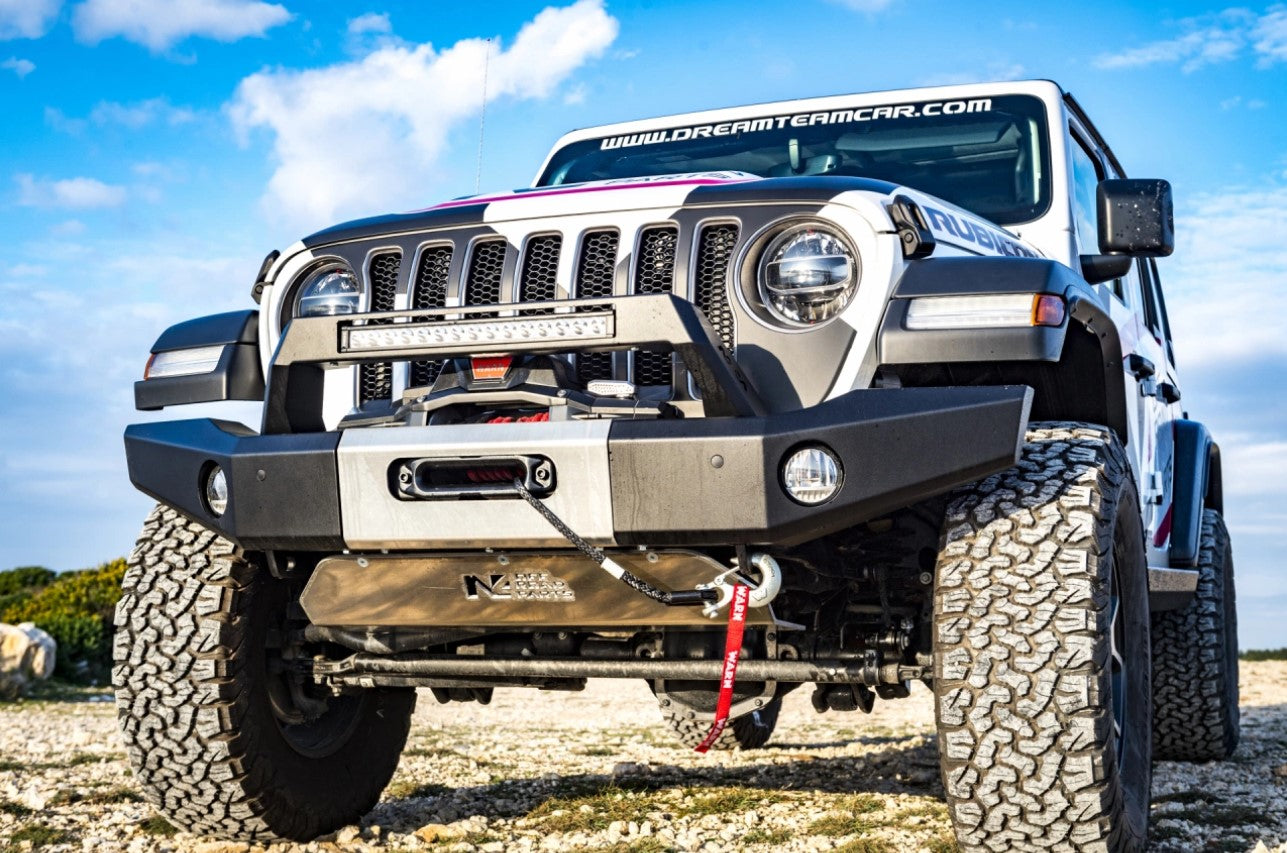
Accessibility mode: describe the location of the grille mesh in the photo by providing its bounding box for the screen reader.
[519,235,562,311]
[576,231,618,298]
[576,231,619,384]
[694,224,739,353]
[410,245,452,389]
[634,226,679,387]
[359,252,400,404]
[464,239,507,307]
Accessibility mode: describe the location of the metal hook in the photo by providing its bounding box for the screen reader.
[696,552,783,618]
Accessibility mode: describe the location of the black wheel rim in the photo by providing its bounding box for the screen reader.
[272,692,367,759]
[260,577,369,759]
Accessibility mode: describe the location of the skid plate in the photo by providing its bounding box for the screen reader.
[300,550,775,628]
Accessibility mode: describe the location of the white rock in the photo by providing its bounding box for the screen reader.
[0,622,57,698]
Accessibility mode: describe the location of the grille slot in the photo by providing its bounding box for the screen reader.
[575,230,619,384]
[694,224,739,354]
[633,226,679,387]
[410,245,453,389]
[519,235,562,311]
[359,251,401,404]
[464,239,508,307]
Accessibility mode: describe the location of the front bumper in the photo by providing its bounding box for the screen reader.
[124,383,1032,551]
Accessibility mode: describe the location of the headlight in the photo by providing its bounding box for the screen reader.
[295,264,361,317]
[757,224,858,326]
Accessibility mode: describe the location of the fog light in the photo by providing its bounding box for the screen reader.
[782,446,842,505]
[204,466,228,517]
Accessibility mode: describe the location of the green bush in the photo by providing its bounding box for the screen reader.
[1241,648,1287,661]
[0,566,55,596]
[0,559,126,684]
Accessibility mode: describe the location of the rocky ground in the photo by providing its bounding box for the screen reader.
[1,662,1284,852]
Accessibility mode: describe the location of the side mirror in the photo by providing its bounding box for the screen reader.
[1097,179,1174,257]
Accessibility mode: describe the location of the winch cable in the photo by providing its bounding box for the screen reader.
[512,478,715,607]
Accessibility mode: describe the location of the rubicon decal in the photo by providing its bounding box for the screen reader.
[601,99,993,150]
[921,204,1039,258]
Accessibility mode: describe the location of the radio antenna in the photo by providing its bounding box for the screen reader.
[475,37,492,194]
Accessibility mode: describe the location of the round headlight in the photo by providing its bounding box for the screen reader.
[204,466,228,517]
[295,265,361,317]
[782,446,842,505]
[757,225,858,326]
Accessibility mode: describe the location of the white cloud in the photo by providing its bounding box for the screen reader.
[1253,5,1287,65]
[1163,184,1287,364]
[50,219,85,235]
[72,0,291,51]
[346,12,390,36]
[344,11,402,54]
[1222,439,1287,497]
[90,97,196,127]
[2,56,34,77]
[0,0,60,39]
[46,98,197,134]
[228,0,618,231]
[15,173,127,208]
[1094,6,1287,72]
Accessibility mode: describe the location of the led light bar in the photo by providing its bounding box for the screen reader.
[145,344,225,379]
[344,312,615,352]
[904,294,1061,330]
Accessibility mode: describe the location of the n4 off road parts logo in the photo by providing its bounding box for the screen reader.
[462,571,576,602]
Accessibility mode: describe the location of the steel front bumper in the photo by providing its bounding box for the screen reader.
[124,384,1032,552]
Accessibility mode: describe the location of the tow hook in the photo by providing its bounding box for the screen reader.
[698,553,783,619]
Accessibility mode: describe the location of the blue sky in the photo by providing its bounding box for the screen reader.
[0,0,1283,648]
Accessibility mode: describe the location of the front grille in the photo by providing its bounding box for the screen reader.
[465,239,507,307]
[633,226,679,387]
[359,251,401,404]
[694,224,739,353]
[575,230,619,384]
[519,235,562,310]
[329,219,743,406]
[410,245,452,389]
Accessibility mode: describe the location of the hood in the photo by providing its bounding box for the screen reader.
[301,172,899,248]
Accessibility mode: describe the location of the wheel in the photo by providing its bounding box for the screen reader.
[113,505,416,842]
[662,699,781,750]
[1151,509,1239,761]
[932,422,1152,852]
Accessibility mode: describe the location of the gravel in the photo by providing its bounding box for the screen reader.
[1,662,1284,852]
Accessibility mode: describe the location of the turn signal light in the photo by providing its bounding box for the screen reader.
[1032,294,1066,327]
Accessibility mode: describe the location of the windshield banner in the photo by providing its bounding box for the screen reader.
[600,98,994,151]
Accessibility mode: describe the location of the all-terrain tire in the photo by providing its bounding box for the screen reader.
[1151,509,1239,761]
[663,699,781,750]
[113,505,416,842]
[933,422,1152,852]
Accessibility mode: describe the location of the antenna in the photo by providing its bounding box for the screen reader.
[475,37,492,194]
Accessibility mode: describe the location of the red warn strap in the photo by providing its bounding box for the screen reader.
[694,583,750,753]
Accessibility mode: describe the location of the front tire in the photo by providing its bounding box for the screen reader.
[663,699,781,750]
[113,505,416,842]
[932,423,1152,852]
[1151,509,1239,761]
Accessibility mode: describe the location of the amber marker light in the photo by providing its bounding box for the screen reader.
[1032,294,1067,327]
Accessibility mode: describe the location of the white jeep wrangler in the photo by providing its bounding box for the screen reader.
[117,80,1236,851]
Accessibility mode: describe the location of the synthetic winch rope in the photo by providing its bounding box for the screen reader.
[512,478,714,607]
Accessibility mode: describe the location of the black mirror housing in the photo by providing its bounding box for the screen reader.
[1097,179,1174,257]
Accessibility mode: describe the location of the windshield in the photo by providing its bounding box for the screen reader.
[538,94,1050,225]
